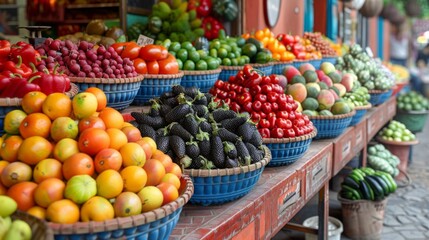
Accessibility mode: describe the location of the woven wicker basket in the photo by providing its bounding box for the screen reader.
[184,146,271,206]
[263,128,317,166]
[292,60,309,69]
[219,63,273,81]
[133,72,183,105]
[349,103,372,126]
[180,68,221,93]
[48,175,193,240]
[309,110,356,139]
[308,59,322,69]
[271,61,293,75]
[322,56,338,65]
[70,75,144,111]
[11,210,54,240]
[368,89,393,106]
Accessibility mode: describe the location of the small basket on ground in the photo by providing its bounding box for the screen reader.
[393,109,429,133]
[12,210,54,240]
[322,56,338,65]
[271,61,293,75]
[292,60,309,69]
[48,175,193,240]
[218,63,273,81]
[184,146,271,206]
[308,59,322,69]
[349,103,372,126]
[180,68,221,93]
[133,72,183,105]
[70,75,144,111]
[309,110,356,139]
[368,89,393,106]
[263,128,317,167]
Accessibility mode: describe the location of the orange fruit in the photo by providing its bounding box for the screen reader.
[19,113,52,139]
[17,136,53,166]
[120,166,147,192]
[137,186,163,212]
[33,158,63,183]
[34,178,65,208]
[84,87,107,111]
[157,182,179,205]
[98,107,124,129]
[78,128,110,156]
[7,181,38,211]
[135,137,157,161]
[50,116,79,142]
[62,152,94,180]
[78,116,106,132]
[46,199,80,224]
[151,152,173,169]
[96,169,123,199]
[94,148,123,173]
[42,93,72,120]
[113,192,142,217]
[165,162,182,179]
[106,128,128,150]
[72,92,98,119]
[143,158,166,186]
[27,206,46,220]
[1,161,32,187]
[3,109,27,135]
[21,91,47,114]
[121,126,142,142]
[0,135,23,162]
[80,196,114,222]
[53,138,79,162]
[161,173,181,190]
[120,142,146,167]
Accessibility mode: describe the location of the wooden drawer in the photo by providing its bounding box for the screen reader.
[332,127,355,176]
[303,147,333,200]
[366,108,378,142]
[386,97,397,120]
[353,120,367,156]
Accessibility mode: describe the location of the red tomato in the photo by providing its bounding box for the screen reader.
[139,44,168,61]
[158,54,179,74]
[146,61,159,74]
[110,43,127,56]
[121,42,141,60]
[133,58,148,74]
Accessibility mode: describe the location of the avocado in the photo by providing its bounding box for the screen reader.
[86,19,107,36]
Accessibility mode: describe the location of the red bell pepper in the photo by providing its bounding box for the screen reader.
[188,0,212,18]
[0,74,41,98]
[0,40,10,60]
[10,41,41,67]
[202,17,224,40]
[0,73,13,93]
[3,56,32,78]
[32,65,71,95]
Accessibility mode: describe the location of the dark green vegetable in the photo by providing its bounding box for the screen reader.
[365,176,384,200]
[211,109,236,122]
[165,103,193,123]
[137,124,157,140]
[245,143,263,163]
[221,116,248,132]
[214,127,239,142]
[185,140,200,159]
[223,141,237,159]
[238,122,257,143]
[169,135,186,159]
[155,135,170,153]
[210,135,225,168]
[235,139,251,166]
[225,156,239,168]
[131,112,166,129]
[342,176,360,190]
[182,113,199,136]
[169,122,192,141]
[196,128,211,157]
[212,0,239,22]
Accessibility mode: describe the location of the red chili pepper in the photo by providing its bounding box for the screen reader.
[254,94,267,103]
[276,111,289,119]
[261,76,271,85]
[188,0,212,18]
[238,92,252,105]
[229,102,241,112]
[252,101,262,112]
[259,119,270,129]
[0,74,41,98]
[10,42,41,67]
[294,126,304,136]
[268,115,276,128]
[3,56,32,78]
[251,112,261,123]
[214,79,225,89]
[261,102,272,114]
[261,84,273,95]
[285,128,296,138]
[202,16,224,40]
[271,102,279,111]
[242,100,253,112]
[258,128,270,138]
[227,90,237,100]
[270,128,284,138]
[249,85,262,96]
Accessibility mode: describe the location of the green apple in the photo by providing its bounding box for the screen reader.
[0,216,12,239]
[4,219,32,240]
[0,196,17,217]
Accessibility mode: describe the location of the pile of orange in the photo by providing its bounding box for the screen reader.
[0,87,183,224]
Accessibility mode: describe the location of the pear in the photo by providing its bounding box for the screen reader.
[0,196,17,217]
[0,216,12,239]
[4,220,32,240]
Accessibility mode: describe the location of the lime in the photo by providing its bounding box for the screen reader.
[181,41,194,51]
[197,49,208,59]
[209,40,221,50]
[196,60,208,70]
[231,58,238,66]
[206,57,219,70]
[222,58,232,66]
[209,49,217,58]
[217,48,228,59]
[188,50,200,63]
[228,52,236,59]
[176,59,183,70]
[176,49,188,62]
[169,42,181,52]
[183,60,195,70]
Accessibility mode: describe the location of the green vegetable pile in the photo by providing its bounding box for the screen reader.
[340,167,397,201]
[343,86,371,107]
[378,120,416,142]
[397,91,429,112]
[367,144,400,177]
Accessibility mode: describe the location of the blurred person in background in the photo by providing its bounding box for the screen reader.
[389,24,410,67]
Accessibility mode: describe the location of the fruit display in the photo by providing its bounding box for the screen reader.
[283,62,356,116]
[276,33,321,60]
[335,44,394,91]
[0,88,183,224]
[0,40,71,98]
[131,85,266,169]
[378,120,416,142]
[340,167,397,201]
[0,196,33,240]
[303,32,338,57]
[396,91,429,111]
[342,86,371,107]
[155,40,220,71]
[35,39,138,78]
[367,144,400,177]
[384,62,410,83]
[209,65,314,138]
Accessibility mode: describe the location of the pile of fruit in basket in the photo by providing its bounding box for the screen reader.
[0,196,32,239]
[35,39,138,78]
[378,120,416,142]
[131,85,266,169]
[209,64,314,138]
[0,87,183,224]
[396,91,429,111]
[276,32,322,60]
[340,167,397,201]
[367,144,400,178]
[303,32,338,57]
[283,62,356,116]
[0,40,71,97]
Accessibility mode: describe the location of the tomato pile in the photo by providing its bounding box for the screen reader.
[0,88,182,224]
[209,65,314,138]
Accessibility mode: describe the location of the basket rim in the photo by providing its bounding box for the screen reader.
[13,210,54,240]
[355,103,372,110]
[271,60,293,65]
[143,71,184,79]
[70,75,145,84]
[183,145,271,177]
[182,68,222,75]
[375,135,419,146]
[396,108,429,114]
[337,195,388,204]
[292,59,309,63]
[262,127,317,143]
[48,175,194,234]
[308,109,356,120]
[368,89,392,94]
[220,62,273,70]
[322,55,338,58]
[0,83,79,106]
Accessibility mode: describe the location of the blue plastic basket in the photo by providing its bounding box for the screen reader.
[133,72,183,105]
[219,63,274,81]
[309,59,322,69]
[309,110,356,139]
[263,129,317,167]
[292,60,309,69]
[368,89,393,106]
[184,146,271,206]
[180,68,221,93]
[70,76,143,111]
[271,61,293,75]
[322,56,338,65]
[349,104,372,126]
[49,176,194,240]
